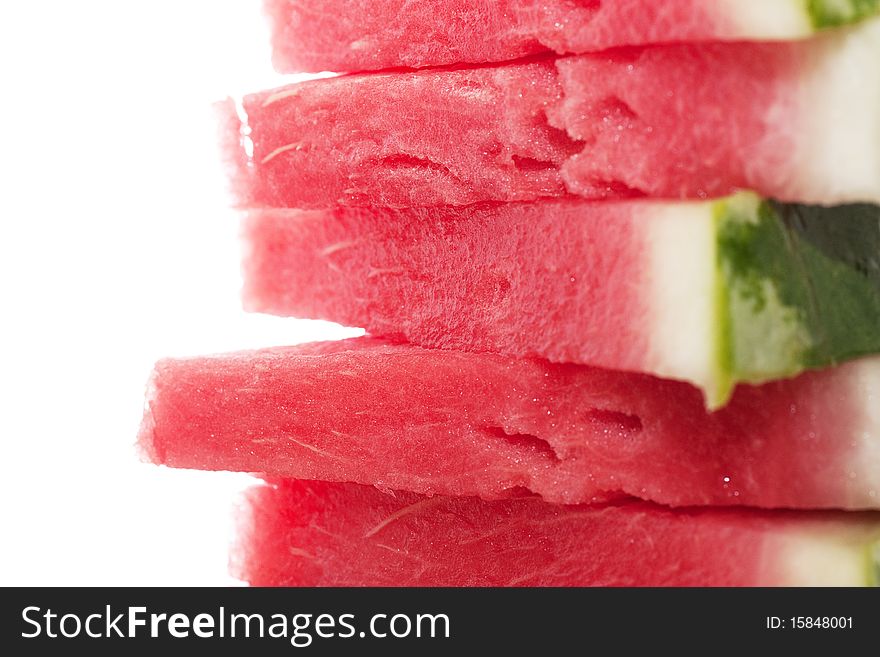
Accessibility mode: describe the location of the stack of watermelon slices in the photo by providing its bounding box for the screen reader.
[140,2,880,586]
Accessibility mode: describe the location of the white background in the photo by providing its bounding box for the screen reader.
[0,1,356,585]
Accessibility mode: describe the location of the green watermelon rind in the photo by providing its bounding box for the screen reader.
[808,0,880,28]
[710,193,880,407]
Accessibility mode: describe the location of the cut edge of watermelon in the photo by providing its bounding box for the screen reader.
[215,96,255,208]
[136,365,164,465]
[228,480,265,585]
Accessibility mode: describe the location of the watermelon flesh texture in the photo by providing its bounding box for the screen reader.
[242,195,880,407]
[138,338,880,510]
[234,479,880,586]
[265,0,880,73]
[243,200,655,378]
[225,19,880,208]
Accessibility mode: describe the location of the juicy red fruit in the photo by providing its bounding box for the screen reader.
[235,480,879,586]
[139,339,879,509]
[224,41,802,208]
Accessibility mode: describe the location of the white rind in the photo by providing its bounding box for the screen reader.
[845,357,880,505]
[779,527,878,586]
[643,200,716,397]
[716,0,813,38]
[795,16,880,204]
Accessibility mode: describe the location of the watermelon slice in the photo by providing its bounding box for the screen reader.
[264,0,880,73]
[243,194,880,406]
[234,479,880,586]
[138,338,880,509]
[224,18,880,208]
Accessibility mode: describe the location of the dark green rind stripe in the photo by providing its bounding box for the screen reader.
[769,200,880,369]
[808,0,880,28]
[712,195,880,406]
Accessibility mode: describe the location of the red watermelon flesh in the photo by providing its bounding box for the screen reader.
[224,24,880,208]
[234,479,880,586]
[242,201,651,376]
[264,0,880,73]
[138,338,880,509]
